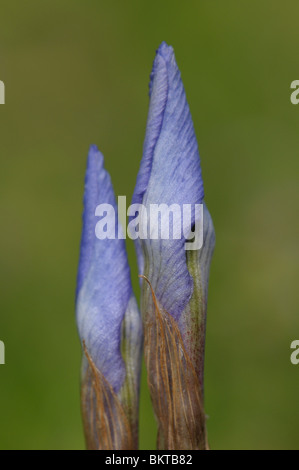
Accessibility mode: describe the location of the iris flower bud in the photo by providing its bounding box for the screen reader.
[76,145,142,450]
[132,43,215,450]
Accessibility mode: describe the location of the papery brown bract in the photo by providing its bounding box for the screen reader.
[141,276,209,450]
[81,342,135,450]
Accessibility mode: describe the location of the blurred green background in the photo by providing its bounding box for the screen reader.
[0,0,298,450]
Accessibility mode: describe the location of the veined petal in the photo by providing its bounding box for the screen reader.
[76,145,134,392]
[76,144,102,298]
[132,42,205,321]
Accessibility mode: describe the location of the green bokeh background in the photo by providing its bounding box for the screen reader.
[0,1,298,450]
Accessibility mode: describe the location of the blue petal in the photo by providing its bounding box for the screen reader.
[132,42,204,321]
[76,145,103,298]
[76,145,132,392]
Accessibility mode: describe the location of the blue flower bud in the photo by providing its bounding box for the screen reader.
[76,145,142,449]
[132,43,215,450]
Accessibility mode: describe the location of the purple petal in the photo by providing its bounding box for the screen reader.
[76,145,133,392]
[132,42,204,321]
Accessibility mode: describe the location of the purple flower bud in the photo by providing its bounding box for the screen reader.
[76,145,142,449]
[132,43,215,450]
